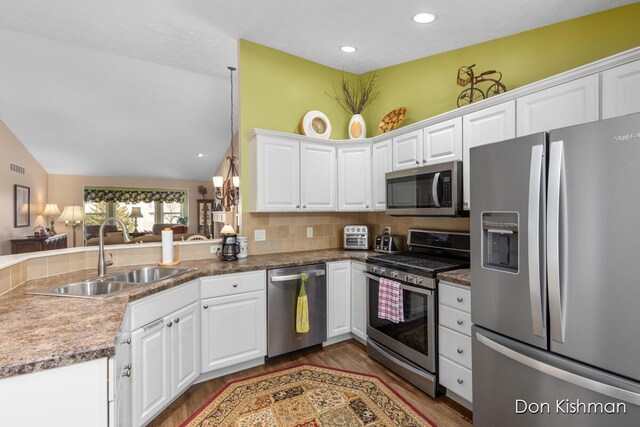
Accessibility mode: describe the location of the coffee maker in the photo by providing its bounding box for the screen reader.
[217,225,239,261]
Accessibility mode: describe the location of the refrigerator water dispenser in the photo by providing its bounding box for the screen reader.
[482,212,519,273]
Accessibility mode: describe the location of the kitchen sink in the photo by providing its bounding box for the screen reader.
[26,267,196,299]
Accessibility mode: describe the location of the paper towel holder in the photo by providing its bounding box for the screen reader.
[159,244,181,266]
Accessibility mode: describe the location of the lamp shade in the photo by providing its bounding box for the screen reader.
[212,176,224,188]
[59,205,88,222]
[220,224,236,235]
[42,203,60,216]
[232,176,240,188]
[130,207,143,218]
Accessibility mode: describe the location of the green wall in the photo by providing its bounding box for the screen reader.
[363,3,640,132]
[238,40,358,209]
[239,3,640,210]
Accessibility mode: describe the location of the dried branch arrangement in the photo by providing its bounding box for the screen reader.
[326,72,380,115]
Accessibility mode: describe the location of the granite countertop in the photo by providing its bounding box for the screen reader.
[0,249,372,380]
[438,268,471,287]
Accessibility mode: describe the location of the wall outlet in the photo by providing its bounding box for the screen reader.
[210,244,220,254]
[384,226,391,234]
[255,229,266,241]
[307,227,313,238]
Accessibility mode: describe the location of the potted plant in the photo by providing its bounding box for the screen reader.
[197,185,208,199]
[327,72,379,139]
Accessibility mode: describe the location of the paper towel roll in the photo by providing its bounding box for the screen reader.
[161,229,173,264]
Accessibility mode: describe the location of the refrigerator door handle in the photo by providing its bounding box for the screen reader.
[476,331,640,405]
[548,140,566,343]
[432,172,441,207]
[527,144,545,337]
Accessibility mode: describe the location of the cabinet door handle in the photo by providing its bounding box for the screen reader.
[174,318,180,323]
[296,205,300,208]
[415,160,420,164]
[167,321,173,328]
[302,205,307,209]
[203,304,209,309]
[233,283,238,288]
[457,297,464,302]
[457,348,464,354]
[365,205,369,209]
[121,338,131,345]
[457,319,464,325]
[457,378,464,384]
[122,369,131,378]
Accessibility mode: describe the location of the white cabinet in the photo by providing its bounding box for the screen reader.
[300,142,337,211]
[131,319,171,427]
[201,271,267,373]
[462,101,516,210]
[327,261,351,338]
[350,262,367,342]
[392,129,422,170]
[516,74,599,136]
[253,135,300,212]
[338,144,371,211]
[371,139,392,211]
[170,302,200,397]
[422,117,462,166]
[602,59,640,119]
[438,281,472,405]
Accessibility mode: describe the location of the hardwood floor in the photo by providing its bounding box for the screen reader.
[149,340,472,427]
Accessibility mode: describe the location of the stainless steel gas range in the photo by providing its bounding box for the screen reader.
[365,229,470,397]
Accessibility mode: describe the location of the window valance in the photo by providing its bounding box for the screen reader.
[84,187,187,204]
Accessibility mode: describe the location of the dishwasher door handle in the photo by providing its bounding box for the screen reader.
[270,269,326,282]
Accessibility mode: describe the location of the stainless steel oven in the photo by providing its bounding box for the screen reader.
[365,267,438,396]
[385,161,463,216]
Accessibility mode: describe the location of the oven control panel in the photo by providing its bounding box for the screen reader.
[366,264,435,289]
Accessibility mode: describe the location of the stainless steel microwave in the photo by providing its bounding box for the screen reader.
[385,161,463,216]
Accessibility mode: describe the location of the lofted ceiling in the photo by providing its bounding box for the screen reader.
[0,0,634,180]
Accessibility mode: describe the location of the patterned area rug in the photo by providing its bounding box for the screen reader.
[182,364,436,427]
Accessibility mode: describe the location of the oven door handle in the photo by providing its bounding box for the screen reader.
[365,273,433,296]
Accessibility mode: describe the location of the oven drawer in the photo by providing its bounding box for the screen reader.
[439,304,471,336]
[439,282,471,313]
[438,325,472,369]
[439,355,473,403]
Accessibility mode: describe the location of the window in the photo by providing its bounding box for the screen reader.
[116,202,155,232]
[162,202,183,224]
[84,201,108,226]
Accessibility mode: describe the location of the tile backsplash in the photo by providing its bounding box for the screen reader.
[241,212,469,255]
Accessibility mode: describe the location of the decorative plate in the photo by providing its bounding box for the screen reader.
[378,107,407,133]
[300,110,332,139]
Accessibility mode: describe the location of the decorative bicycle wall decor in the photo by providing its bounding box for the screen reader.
[456,64,507,107]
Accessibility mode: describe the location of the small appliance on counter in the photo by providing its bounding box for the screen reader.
[217,225,239,261]
[374,232,405,253]
[343,225,369,250]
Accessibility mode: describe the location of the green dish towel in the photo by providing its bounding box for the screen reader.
[296,272,310,333]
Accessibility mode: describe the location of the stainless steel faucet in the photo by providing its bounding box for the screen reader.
[97,217,132,278]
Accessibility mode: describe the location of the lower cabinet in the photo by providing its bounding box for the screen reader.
[200,270,267,373]
[438,281,472,405]
[201,291,267,372]
[327,261,351,338]
[350,261,367,342]
[131,301,200,427]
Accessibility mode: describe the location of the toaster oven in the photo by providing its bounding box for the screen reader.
[344,225,369,250]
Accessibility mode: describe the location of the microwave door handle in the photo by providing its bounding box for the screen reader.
[548,140,566,343]
[528,144,545,337]
[432,172,441,207]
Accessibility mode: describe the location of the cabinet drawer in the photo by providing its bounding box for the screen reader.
[439,304,471,336]
[439,356,473,403]
[201,270,266,298]
[439,282,470,313]
[130,280,199,331]
[438,325,472,369]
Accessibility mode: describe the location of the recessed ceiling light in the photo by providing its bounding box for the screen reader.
[197,153,205,158]
[412,13,436,24]
[340,46,357,53]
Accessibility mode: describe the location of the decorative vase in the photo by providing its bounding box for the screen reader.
[348,114,366,139]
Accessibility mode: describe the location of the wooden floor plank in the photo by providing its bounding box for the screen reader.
[149,340,472,426]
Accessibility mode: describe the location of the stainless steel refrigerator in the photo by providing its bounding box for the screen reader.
[470,113,640,426]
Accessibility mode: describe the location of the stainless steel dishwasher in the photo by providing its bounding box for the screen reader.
[267,264,327,358]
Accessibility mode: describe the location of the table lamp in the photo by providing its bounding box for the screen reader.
[129,207,143,233]
[59,205,88,247]
[41,203,60,234]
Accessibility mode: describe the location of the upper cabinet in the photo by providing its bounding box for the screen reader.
[602,59,640,119]
[423,117,462,166]
[252,135,300,212]
[462,101,516,210]
[516,74,599,136]
[301,142,337,212]
[337,144,371,211]
[371,139,392,211]
[393,129,423,170]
